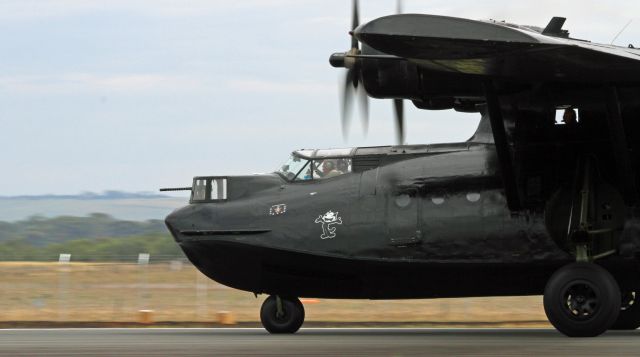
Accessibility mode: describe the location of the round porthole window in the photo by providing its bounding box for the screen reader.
[466,193,481,203]
[395,194,412,208]
[432,197,445,205]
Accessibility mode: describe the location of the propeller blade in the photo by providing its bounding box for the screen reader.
[352,67,359,88]
[342,69,355,138]
[357,86,369,134]
[396,0,403,14]
[351,0,360,50]
[393,99,405,145]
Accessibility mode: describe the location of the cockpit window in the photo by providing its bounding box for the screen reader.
[277,155,310,181]
[312,158,352,180]
[296,165,313,181]
[277,152,352,182]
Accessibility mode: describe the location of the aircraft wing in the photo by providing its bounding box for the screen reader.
[354,14,640,83]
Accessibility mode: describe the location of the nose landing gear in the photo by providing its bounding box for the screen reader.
[260,295,305,334]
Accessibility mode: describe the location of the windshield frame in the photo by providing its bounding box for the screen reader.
[275,153,310,181]
[294,148,356,160]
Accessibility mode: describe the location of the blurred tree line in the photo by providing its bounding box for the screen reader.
[0,214,183,261]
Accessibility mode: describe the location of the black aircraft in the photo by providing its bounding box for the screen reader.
[163,2,640,337]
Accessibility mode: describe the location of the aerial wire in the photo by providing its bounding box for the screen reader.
[610,19,633,45]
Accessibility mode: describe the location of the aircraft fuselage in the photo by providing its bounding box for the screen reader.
[163,141,619,300]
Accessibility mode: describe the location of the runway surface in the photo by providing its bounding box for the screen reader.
[1,328,639,356]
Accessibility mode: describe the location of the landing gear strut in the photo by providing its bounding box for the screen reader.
[260,295,305,334]
[544,158,623,336]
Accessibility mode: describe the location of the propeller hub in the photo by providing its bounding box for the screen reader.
[330,53,347,68]
[345,48,359,69]
[329,49,359,69]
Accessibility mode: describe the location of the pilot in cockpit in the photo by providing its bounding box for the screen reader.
[315,160,343,179]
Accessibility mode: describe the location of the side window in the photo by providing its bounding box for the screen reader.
[191,177,228,202]
[210,178,228,200]
[312,158,352,180]
[192,179,207,201]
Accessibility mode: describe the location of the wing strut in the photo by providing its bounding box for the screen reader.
[605,86,638,205]
[483,81,521,211]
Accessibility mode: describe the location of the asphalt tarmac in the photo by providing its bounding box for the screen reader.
[0,328,639,356]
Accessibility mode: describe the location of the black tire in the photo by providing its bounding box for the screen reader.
[260,295,305,334]
[543,263,621,337]
[611,291,640,330]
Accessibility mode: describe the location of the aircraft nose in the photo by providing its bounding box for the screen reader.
[165,208,185,242]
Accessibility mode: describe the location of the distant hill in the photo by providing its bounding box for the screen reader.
[0,192,190,261]
[0,191,171,200]
[0,214,184,261]
[0,213,168,246]
[0,192,187,222]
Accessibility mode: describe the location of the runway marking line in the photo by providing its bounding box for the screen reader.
[0,327,555,332]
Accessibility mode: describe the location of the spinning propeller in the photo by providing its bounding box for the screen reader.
[330,0,406,145]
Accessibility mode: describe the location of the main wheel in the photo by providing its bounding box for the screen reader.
[543,263,621,337]
[260,295,305,334]
[611,290,640,330]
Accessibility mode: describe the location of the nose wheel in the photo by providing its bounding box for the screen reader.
[544,263,620,337]
[260,295,305,334]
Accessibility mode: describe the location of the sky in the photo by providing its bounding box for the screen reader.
[1,0,640,195]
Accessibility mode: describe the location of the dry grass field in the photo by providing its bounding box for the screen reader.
[0,262,549,327]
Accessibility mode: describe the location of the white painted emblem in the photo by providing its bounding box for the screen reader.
[314,210,343,240]
[269,204,287,216]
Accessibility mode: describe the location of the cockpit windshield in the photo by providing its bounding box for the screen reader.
[276,154,310,181]
[276,150,353,182]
